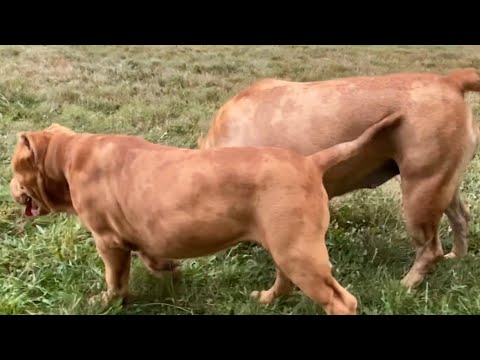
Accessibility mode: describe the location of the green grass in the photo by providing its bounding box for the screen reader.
[1,45,480,315]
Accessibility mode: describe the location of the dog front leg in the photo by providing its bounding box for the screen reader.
[89,235,131,307]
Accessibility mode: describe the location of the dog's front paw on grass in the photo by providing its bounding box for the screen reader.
[444,250,467,260]
[88,291,126,309]
[250,290,275,305]
[400,271,425,291]
[444,252,458,260]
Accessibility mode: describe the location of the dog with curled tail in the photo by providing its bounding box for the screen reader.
[10,113,402,315]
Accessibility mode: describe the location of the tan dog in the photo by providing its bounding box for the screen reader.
[9,113,402,315]
[199,68,480,289]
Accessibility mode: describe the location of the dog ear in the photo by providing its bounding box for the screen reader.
[17,132,29,146]
[17,131,50,167]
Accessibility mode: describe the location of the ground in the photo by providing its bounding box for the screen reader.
[1,45,480,315]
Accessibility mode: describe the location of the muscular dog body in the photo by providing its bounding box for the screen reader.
[10,114,401,315]
[199,68,480,287]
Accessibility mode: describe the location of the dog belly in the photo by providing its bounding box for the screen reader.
[136,252,180,273]
[138,232,252,260]
[321,158,399,197]
[133,207,255,259]
[357,160,399,188]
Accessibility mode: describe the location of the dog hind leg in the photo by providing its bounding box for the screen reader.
[444,190,471,259]
[268,234,357,315]
[399,176,456,289]
[276,244,356,315]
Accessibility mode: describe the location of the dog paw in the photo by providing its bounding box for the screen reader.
[400,271,424,290]
[88,291,126,307]
[88,291,111,307]
[444,250,467,260]
[250,290,274,305]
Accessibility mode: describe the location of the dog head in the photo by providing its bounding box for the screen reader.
[10,123,76,218]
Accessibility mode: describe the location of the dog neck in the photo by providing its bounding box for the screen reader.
[41,133,75,213]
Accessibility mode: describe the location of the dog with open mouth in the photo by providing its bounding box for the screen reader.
[10,178,45,218]
[9,126,181,276]
[9,124,74,219]
[9,115,402,315]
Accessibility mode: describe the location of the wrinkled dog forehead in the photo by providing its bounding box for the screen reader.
[11,122,74,178]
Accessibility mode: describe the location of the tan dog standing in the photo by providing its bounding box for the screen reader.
[10,114,401,315]
[199,68,480,288]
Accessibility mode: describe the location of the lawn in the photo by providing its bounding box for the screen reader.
[1,45,480,315]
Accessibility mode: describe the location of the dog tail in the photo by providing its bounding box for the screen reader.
[445,68,480,93]
[309,111,403,172]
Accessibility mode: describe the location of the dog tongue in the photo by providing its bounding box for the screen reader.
[25,203,33,217]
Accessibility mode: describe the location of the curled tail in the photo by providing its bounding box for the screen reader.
[445,68,480,93]
[309,111,403,171]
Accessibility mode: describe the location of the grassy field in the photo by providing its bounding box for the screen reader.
[1,45,480,315]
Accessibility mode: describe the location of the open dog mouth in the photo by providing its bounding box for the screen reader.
[25,196,40,218]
